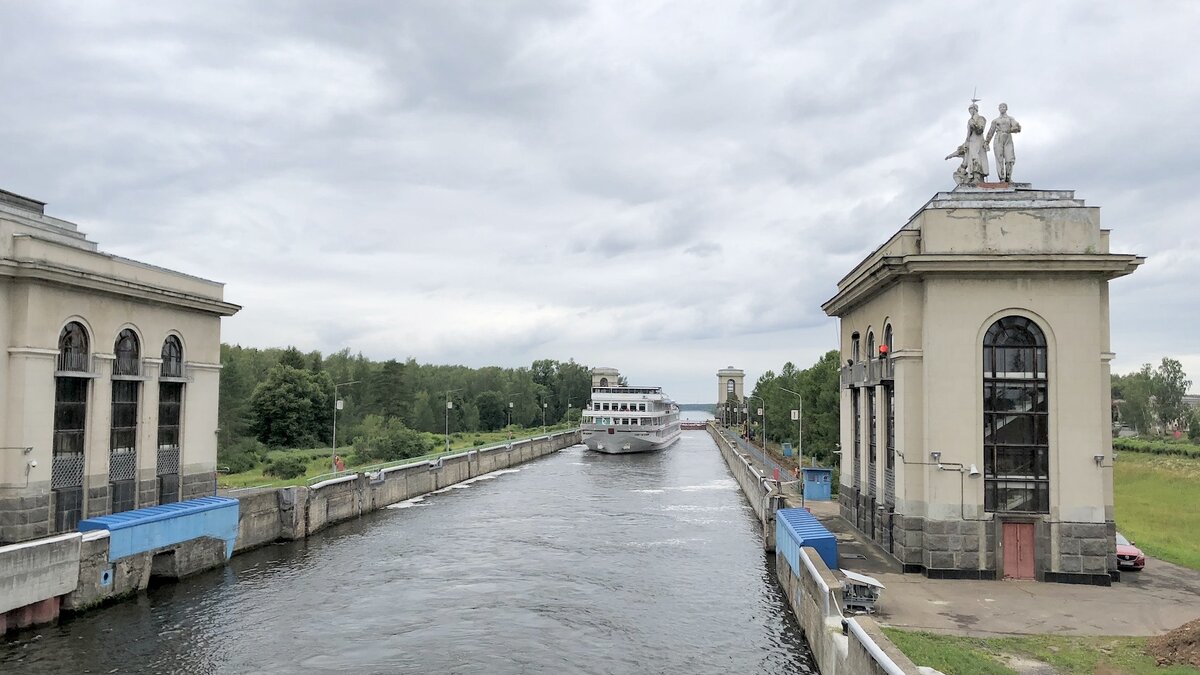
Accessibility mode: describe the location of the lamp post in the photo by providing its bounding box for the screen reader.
[542,401,548,435]
[332,380,360,472]
[565,395,573,428]
[508,393,523,439]
[747,394,766,452]
[779,386,804,507]
[444,388,462,453]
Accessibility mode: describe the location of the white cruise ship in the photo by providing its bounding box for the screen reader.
[581,367,681,454]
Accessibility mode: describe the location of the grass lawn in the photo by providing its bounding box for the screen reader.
[217,424,573,490]
[883,629,1200,674]
[1114,451,1200,571]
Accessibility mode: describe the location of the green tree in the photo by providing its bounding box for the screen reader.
[1188,410,1200,442]
[1152,357,1191,431]
[278,346,308,370]
[353,415,436,463]
[248,364,333,448]
[475,391,506,430]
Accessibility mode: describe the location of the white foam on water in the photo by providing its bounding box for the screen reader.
[387,496,427,509]
[666,479,738,492]
[631,488,665,494]
[624,537,709,548]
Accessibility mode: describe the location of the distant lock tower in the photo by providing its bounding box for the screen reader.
[717,367,744,406]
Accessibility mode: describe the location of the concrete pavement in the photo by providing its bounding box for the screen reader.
[805,499,1200,637]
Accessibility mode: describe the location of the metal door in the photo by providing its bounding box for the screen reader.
[1002,522,1036,580]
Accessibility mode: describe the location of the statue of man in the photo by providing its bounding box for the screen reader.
[945,103,990,184]
[985,102,1021,182]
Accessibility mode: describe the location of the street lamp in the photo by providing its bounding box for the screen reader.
[444,388,462,453]
[747,394,766,451]
[508,393,523,439]
[565,396,573,428]
[779,386,805,508]
[332,380,360,472]
[542,401,548,435]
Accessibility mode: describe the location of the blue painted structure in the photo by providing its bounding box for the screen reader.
[801,467,833,501]
[776,507,838,573]
[78,496,240,562]
[782,442,793,457]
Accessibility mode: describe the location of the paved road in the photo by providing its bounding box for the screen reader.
[806,500,1200,637]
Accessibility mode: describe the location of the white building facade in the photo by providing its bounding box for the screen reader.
[0,189,239,544]
[823,185,1141,584]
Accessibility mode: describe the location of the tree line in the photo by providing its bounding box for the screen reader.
[218,344,594,470]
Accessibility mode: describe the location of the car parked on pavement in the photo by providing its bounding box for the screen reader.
[1116,532,1146,570]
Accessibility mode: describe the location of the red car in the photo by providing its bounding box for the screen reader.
[1116,532,1146,570]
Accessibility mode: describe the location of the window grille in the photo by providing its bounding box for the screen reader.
[983,316,1050,513]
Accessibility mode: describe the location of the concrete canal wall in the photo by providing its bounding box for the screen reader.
[1,430,579,634]
[232,430,579,553]
[707,425,782,551]
[710,423,928,675]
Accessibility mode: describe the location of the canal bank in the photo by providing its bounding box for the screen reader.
[0,430,579,633]
[708,423,929,675]
[3,431,816,673]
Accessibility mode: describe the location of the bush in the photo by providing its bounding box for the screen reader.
[473,439,486,446]
[218,437,268,474]
[1114,437,1200,457]
[264,455,309,479]
[353,415,437,463]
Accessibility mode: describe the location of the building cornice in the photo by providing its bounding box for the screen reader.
[822,253,1145,317]
[0,258,241,317]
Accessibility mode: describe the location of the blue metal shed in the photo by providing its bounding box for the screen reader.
[801,467,833,501]
[775,507,838,573]
[78,496,240,562]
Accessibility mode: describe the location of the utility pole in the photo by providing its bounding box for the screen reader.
[444,389,462,453]
[333,380,360,472]
[780,386,804,507]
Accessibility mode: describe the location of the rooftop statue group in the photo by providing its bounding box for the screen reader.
[945,102,1021,185]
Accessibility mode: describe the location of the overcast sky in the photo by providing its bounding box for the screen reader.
[2,1,1197,402]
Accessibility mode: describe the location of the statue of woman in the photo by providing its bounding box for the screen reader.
[946,104,990,184]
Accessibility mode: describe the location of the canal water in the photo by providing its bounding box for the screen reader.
[2,428,816,674]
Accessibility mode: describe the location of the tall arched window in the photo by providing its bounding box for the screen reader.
[850,332,861,362]
[867,331,875,359]
[161,335,183,378]
[727,379,735,394]
[883,324,892,352]
[53,322,90,531]
[157,336,185,504]
[110,330,141,513]
[983,316,1049,513]
[113,329,140,376]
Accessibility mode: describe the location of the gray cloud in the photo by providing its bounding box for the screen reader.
[1,1,1197,401]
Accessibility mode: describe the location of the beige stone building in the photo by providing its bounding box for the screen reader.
[823,185,1142,584]
[0,189,239,544]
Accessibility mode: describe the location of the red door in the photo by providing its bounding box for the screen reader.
[1002,522,1036,580]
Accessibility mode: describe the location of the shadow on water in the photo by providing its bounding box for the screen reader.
[3,433,816,674]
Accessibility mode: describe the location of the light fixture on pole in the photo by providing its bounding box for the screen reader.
[508,393,523,439]
[444,388,462,453]
[747,394,766,451]
[542,401,548,435]
[779,385,804,507]
[333,380,360,472]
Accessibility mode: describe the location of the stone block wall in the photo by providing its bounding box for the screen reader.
[920,518,994,579]
[1049,521,1114,585]
[182,471,216,499]
[0,493,50,544]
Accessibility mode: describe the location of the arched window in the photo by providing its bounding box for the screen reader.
[57,322,89,372]
[983,316,1049,513]
[727,379,735,394]
[883,324,893,353]
[114,329,140,376]
[867,331,876,359]
[850,332,861,362]
[599,377,609,387]
[161,335,184,378]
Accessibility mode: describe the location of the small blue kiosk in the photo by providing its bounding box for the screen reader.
[801,467,833,501]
